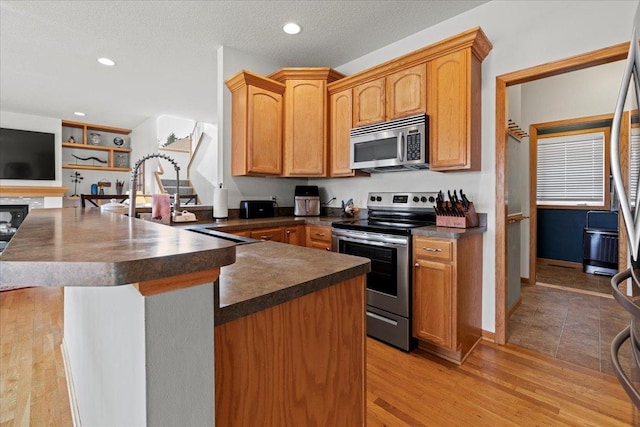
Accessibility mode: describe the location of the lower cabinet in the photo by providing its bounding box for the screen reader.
[412,233,483,364]
[249,226,284,242]
[283,224,305,246]
[306,225,332,251]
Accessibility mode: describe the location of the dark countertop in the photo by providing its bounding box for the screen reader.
[0,208,236,287]
[216,241,370,325]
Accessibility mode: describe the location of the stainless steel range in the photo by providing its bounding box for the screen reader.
[332,192,437,351]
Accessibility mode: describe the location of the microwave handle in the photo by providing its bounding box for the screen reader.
[397,132,404,161]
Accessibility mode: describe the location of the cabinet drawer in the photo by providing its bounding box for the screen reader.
[414,238,452,261]
[250,227,284,242]
[307,225,331,243]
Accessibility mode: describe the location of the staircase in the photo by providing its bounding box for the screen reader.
[160,178,198,205]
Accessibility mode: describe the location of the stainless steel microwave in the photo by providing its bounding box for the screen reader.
[350,113,428,173]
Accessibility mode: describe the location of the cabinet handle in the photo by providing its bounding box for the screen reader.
[423,247,442,252]
[260,235,272,239]
[316,233,325,237]
[286,230,291,234]
[325,247,330,251]
[414,263,420,267]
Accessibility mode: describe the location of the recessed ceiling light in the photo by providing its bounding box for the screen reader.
[74,111,86,117]
[97,57,116,66]
[283,22,301,35]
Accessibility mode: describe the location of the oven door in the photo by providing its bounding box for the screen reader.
[332,229,409,317]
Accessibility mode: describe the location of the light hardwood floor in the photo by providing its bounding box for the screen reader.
[1,287,639,426]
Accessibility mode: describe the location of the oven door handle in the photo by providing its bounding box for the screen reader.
[332,230,409,247]
[397,132,404,161]
[367,311,398,326]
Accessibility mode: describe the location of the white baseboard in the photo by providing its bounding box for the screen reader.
[61,339,82,427]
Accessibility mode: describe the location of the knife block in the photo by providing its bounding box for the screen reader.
[436,202,479,228]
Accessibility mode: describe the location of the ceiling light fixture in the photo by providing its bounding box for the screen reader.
[97,57,116,66]
[74,111,86,117]
[283,22,301,35]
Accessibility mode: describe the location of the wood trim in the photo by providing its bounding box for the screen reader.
[62,119,131,135]
[328,27,492,94]
[0,186,68,197]
[495,42,626,346]
[535,281,614,299]
[133,268,220,296]
[619,111,631,271]
[507,296,522,319]
[481,329,496,342]
[506,213,528,223]
[520,277,530,285]
[268,67,345,83]
[537,257,582,270]
[225,70,286,94]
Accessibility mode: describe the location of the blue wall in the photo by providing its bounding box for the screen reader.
[537,209,618,263]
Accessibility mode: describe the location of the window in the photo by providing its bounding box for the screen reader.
[536,129,608,207]
[630,126,640,206]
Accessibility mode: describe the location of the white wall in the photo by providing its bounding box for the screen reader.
[310,0,638,332]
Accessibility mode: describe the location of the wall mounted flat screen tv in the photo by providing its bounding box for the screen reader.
[0,127,56,180]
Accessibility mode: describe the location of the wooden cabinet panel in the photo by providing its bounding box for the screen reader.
[386,64,426,120]
[412,234,483,364]
[413,258,453,349]
[249,226,284,242]
[428,49,480,171]
[284,225,305,246]
[353,78,385,127]
[228,230,250,237]
[226,71,285,176]
[306,225,332,251]
[283,80,327,176]
[329,89,355,177]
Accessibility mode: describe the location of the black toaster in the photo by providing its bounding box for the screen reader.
[239,200,275,219]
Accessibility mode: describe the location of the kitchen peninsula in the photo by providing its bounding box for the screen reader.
[0,208,370,426]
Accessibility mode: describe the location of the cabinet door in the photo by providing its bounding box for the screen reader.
[413,258,453,350]
[353,78,385,127]
[329,89,354,177]
[427,50,472,171]
[247,86,283,175]
[284,225,305,246]
[305,225,332,251]
[250,226,284,242]
[283,80,327,176]
[386,64,426,120]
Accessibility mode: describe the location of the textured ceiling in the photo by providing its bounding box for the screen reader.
[0,0,488,129]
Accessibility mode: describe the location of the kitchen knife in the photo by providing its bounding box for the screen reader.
[460,189,470,210]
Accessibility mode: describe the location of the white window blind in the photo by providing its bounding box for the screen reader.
[536,131,604,206]
[630,127,640,206]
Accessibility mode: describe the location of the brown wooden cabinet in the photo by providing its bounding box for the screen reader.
[306,225,332,251]
[329,89,354,177]
[61,120,132,172]
[269,69,342,177]
[386,64,427,120]
[283,224,305,246]
[353,78,385,127]
[412,233,483,364]
[249,226,284,242]
[225,71,285,176]
[427,49,481,171]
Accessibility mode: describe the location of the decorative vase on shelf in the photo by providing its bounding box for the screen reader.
[90,133,101,145]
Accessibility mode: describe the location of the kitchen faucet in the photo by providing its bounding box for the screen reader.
[129,153,181,218]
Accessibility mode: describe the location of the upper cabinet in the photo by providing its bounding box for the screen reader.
[269,68,343,177]
[386,64,427,120]
[427,49,480,171]
[227,27,492,177]
[226,71,285,176]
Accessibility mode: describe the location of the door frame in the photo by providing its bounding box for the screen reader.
[494,42,629,345]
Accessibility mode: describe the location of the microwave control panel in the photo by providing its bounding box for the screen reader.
[406,132,421,161]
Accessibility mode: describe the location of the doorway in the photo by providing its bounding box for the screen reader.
[494,42,629,345]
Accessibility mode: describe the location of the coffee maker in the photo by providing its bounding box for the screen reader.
[294,186,320,216]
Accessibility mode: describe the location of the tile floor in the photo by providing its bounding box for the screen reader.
[508,282,634,376]
[536,262,612,295]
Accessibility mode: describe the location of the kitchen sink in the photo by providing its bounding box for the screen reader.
[185,225,260,245]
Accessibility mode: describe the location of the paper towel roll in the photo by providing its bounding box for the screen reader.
[213,187,228,219]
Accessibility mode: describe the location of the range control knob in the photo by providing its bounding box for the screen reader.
[376,196,382,202]
[428,196,435,203]
[413,196,420,202]
[370,196,376,202]
[421,196,428,203]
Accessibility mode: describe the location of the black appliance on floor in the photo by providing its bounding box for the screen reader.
[331,191,437,351]
[0,204,29,253]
